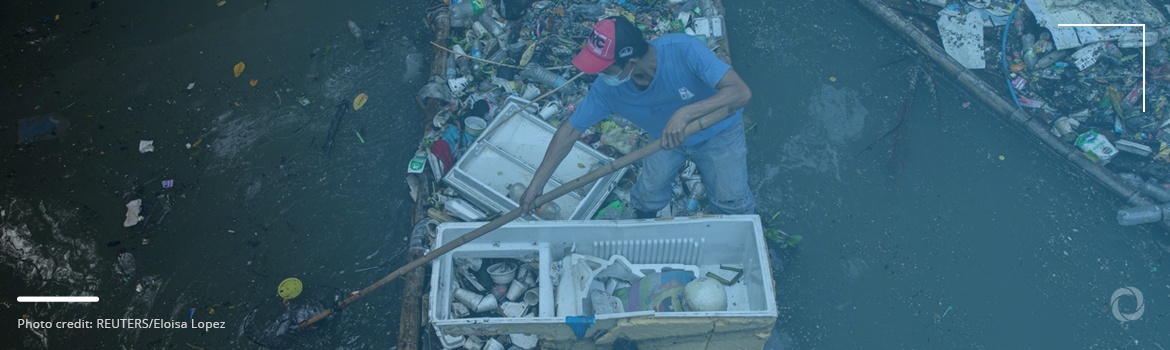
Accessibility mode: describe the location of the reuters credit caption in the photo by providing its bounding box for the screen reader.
[17,318,226,331]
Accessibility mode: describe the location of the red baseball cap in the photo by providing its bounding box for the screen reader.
[572,17,647,74]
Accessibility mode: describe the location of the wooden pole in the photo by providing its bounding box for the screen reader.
[858,0,1170,232]
[297,102,739,331]
[396,4,452,350]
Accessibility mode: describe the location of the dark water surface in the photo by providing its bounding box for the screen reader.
[2,0,1168,349]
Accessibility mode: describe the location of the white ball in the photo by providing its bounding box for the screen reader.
[683,276,727,311]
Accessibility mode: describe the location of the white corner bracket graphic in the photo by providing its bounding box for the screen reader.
[1057,23,1147,112]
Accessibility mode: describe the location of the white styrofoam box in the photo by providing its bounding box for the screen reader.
[443,95,626,221]
[693,17,712,37]
[709,16,724,37]
[691,16,725,39]
[428,216,777,349]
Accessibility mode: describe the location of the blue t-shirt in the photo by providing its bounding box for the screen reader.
[568,34,743,146]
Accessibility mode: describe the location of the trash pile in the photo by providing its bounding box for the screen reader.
[441,257,542,349]
[413,0,731,223]
[927,0,1170,226]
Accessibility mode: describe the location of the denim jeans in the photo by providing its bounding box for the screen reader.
[631,119,756,215]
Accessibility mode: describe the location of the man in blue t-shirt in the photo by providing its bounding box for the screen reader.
[519,16,756,218]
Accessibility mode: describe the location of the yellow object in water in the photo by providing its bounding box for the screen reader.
[249,78,258,87]
[278,277,303,300]
[353,92,369,110]
[233,61,245,78]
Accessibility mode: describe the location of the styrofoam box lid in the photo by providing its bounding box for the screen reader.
[443,95,625,221]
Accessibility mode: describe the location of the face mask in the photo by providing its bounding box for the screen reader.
[599,65,631,86]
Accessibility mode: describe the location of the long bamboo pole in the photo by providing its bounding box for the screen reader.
[858,0,1169,232]
[395,4,453,350]
[297,103,738,331]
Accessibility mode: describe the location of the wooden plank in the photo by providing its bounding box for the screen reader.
[396,3,451,349]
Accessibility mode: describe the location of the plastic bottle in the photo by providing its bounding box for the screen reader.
[1117,204,1169,226]
[470,41,484,71]
[520,63,577,95]
[538,202,561,220]
[1035,50,1070,69]
[470,0,487,14]
[506,183,526,203]
[568,3,605,20]
[477,10,504,37]
[686,181,705,213]
[1022,50,1038,70]
[445,55,457,80]
[450,0,475,28]
[1118,173,1170,203]
[487,49,507,66]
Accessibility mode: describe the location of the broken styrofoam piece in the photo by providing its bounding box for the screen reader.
[456,257,483,271]
[451,302,471,318]
[589,289,625,315]
[123,199,143,227]
[462,335,484,350]
[511,334,538,349]
[484,338,505,350]
[448,76,468,93]
[500,301,528,317]
[138,140,154,153]
[1114,139,1154,157]
[123,199,143,226]
[510,334,539,350]
[937,11,986,69]
[438,332,465,350]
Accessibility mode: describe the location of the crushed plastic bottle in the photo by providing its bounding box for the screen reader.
[681,161,705,214]
[470,41,484,71]
[1117,204,1170,226]
[445,56,457,80]
[520,63,577,95]
[568,3,605,20]
[1119,173,1170,203]
[450,0,476,28]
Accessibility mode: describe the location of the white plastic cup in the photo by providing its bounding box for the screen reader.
[475,293,499,313]
[453,288,484,311]
[506,280,526,301]
[523,289,540,305]
[487,262,517,285]
[523,269,536,287]
[538,102,561,120]
[521,84,541,100]
[464,117,487,137]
